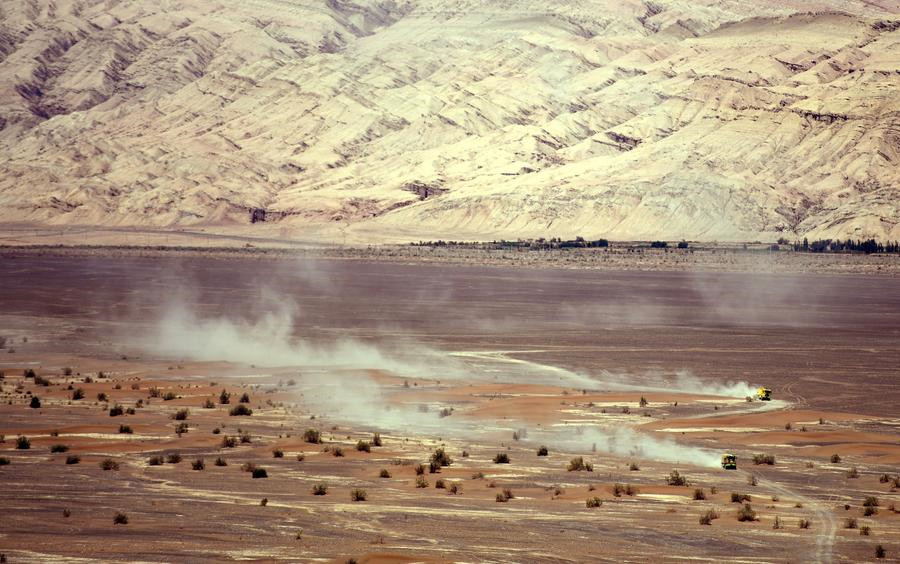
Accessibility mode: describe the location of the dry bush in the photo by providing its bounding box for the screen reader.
[625,484,638,496]
[15,436,30,449]
[699,509,719,525]
[172,409,189,421]
[586,497,603,508]
[629,462,640,471]
[875,545,886,559]
[844,517,858,529]
[613,483,624,497]
[65,455,80,465]
[303,429,322,444]
[332,447,344,457]
[371,433,382,447]
[737,504,757,522]
[0,457,9,466]
[537,446,549,456]
[192,459,205,470]
[219,390,230,404]
[379,469,391,478]
[71,388,84,400]
[693,488,706,500]
[251,467,268,478]
[448,482,462,495]
[215,457,227,466]
[239,393,250,403]
[846,467,860,478]
[351,488,367,502]
[166,453,182,464]
[148,455,164,466]
[415,476,428,488]
[431,448,452,467]
[414,464,426,475]
[666,469,688,486]
[272,448,284,458]
[51,444,69,453]
[567,456,592,471]
[113,512,128,525]
[799,518,811,529]
[731,492,751,503]
[493,453,510,464]
[229,404,252,416]
[859,525,871,536]
[435,478,446,489]
[100,459,120,471]
[109,404,124,417]
[830,454,841,463]
[356,441,371,452]
[119,425,133,434]
[752,454,776,465]
[222,436,238,448]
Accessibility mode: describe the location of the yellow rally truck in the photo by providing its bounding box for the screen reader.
[721,453,737,470]
[756,387,772,401]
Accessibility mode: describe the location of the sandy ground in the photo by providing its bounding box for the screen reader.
[0,254,898,562]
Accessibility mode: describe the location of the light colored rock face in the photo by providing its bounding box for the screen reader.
[0,0,898,242]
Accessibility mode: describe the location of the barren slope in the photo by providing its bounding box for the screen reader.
[0,0,898,242]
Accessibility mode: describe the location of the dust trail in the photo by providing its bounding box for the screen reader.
[453,350,758,398]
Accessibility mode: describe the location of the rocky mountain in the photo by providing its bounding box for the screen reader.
[0,0,898,243]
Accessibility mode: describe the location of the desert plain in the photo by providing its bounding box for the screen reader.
[0,248,897,562]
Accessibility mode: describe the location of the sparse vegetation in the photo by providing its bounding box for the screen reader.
[15,436,30,449]
[174,422,188,435]
[586,497,603,508]
[100,458,120,471]
[629,462,640,471]
[693,488,706,500]
[860,525,871,536]
[773,516,783,529]
[312,483,328,495]
[537,446,549,456]
[666,469,688,486]
[215,457,227,466]
[351,488,367,501]
[173,408,189,420]
[222,436,238,448]
[799,518,811,529]
[731,492,752,503]
[229,404,252,416]
[72,388,84,400]
[864,506,877,517]
[844,517,858,529]
[239,392,250,403]
[192,458,205,470]
[332,447,344,457]
[65,455,80,465]
[113,512,128,525]
[431,447,452,467]
[251,467,268,478]
[166,453,182,464]
[371,433,382,447]
[109,404,124,417]
[415,475,428,488]
[752,454,775,465]
[567,456,592,471]
[737,504,757,522]
[847,467,859,478]
[495,488,514,502]
[699,509,719,525]
[864,496,879,508]
[414,463,426,475]
[356,440,371,452]
[0,457,10,465]
[830,454,841,463]
[303,429,322,444]
[51,444,69,453]
[219,389,231,404]
[203,398,215,409]
[148,455,164,466]
[162,392,177,401]
[119,425,133,434]
[876,545,886,559]
[435,478,447,489]
[379,469,391,478]
[493,453,510,464]
[272,448,284,458]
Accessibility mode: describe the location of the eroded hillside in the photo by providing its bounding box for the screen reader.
[0,0,898,242]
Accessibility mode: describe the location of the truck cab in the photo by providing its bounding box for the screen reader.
[721,453,737,470]
[756,387,772,401]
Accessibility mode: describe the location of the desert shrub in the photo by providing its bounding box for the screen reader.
[471,472,485,480]
[860,525,871,535]
[372,433,382,447]
[27,396,41,408]
[629,462,640,471]
[876,545,886,559]
[613,483,624,497]
[219,390,230,404]
[737,504,757,522]
[189,458,204,471]
[864,506,877,517]
[222,436,237,448]
[431,447,452,467]
[241,462,257,473]
[131,383,140,390]
[625,484,638,496]
[414,464,425,475]
[500,488,514,501]
[847,467,859,478]
[537,446,549,456]
[173,408,189,421]
[586,497,603,508]
[0,457,10,465]
[799,518,811,529]
[356,440,371,452]
[72,388,85,400]
[303,429,321,444]
[148,456,164,466]
[379,469,391,478]
[65,455,80,465]
[296,453,305,462]
[693,488,706,500]
[162,392,177,401]
[332,447,344,457]
[272,448,284,458]
[34,375,50,386]
[119,425,133,434]
[863,496,879,508]
[63,508,71,518]
[879,474,891,483]
[113,512,128,525]
[24,369,36,378]
[174,422,188,435]
[15,436,30,449]
[215,457,227,466]
[415,476,428,488]
[51,444,69,453]
[351,488,367,501]
[773,516,783,529]
[844,517,858,529]
[752,454,776,465]
[830,454,841,463]
[639,396,648,407]
[494,453,510,464]
[100,458,120,471]
[125,407,135,415]
[312,483,328,495]
[435,478,447,489]
[240,433,252,444]
[448,482,462,495]
[251,467,268,478]
[229,404,252,416]
[731,492,752,503]
[203,398,215,409]
[429,460,442,474]
[166,453,182,464]
[666,469,688,486]
[699,509,719,525]
[239,392,250,403]
[109,404,124,416]
[148,387,161,398]
[260,497,268,506]
[748,475,758,486]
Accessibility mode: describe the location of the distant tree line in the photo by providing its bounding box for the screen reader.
[410,237,610,250]
[788,237,900,254]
